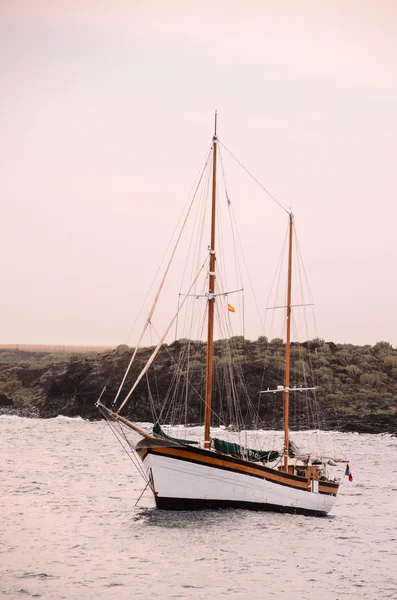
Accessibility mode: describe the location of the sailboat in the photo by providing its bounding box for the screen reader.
[97,114,345,516]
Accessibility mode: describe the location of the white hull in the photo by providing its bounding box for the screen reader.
[140,447,337,516]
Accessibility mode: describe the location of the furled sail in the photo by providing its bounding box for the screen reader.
[153,423,199,446]
[212,438,279,463]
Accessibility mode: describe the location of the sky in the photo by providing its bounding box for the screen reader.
[1,0,397,347]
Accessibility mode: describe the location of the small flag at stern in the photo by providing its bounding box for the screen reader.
[228,304,235,313]
[345,463,353,482]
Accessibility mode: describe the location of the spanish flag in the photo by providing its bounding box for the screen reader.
[228,304,235,313]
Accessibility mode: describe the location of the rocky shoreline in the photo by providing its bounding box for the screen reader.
[0,405,396,436]
[1,340,396,435]
[1,396,397,437]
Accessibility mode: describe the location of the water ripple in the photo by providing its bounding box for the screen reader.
[1,417,397,600]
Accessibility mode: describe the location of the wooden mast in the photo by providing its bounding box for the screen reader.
[204,112,218,449]
[283,212,293,471]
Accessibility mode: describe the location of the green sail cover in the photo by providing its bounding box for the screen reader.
[213,438,279,463]
[153,423,199,445]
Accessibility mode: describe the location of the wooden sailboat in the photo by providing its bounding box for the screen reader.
[97,115,344,516]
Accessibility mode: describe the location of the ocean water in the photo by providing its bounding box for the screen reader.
[1,416,397,599]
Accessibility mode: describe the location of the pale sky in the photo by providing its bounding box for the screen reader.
[1,1,397,346]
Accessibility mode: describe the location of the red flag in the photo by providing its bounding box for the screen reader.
[349,473,353,482]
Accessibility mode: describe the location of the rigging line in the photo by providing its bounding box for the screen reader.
[122,144,213,349]
[216,149,232,296]
[117,257,210,413]
[219,146,245,316]
[242,290,245,339]
[215,273,245,362]
[167,341,190,426]
[180,223,209,338]
[181,295,205,419]
[181,168,210,335]
[213,301,252,434]
[113,152,212,408]
[174,294,181,342]
[147,324,160,423]
[178,283,205,355]
[135,479,151,506]
[218,139,290,215]
[269,224,289,311]
[218,144,232,206]
[173,170,209,360]
[158,282,208,427]
[184,341,192,427]
[178,151,212,300]
[219,144,263,342]
[161,357,182,426]
[293,236,310,343]
[153,320,231,430]
[103,417,148,483]
[146,372,158,424]
[229,204,266,332]
[263,222,289,367]
[221,342,245,434]
[114,418,149,480]
[150,321,207,419]
[293,223,319,338]
[219,149,245,319]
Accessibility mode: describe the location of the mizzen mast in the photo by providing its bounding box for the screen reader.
[283,212,293,471]
[204,112,218,449]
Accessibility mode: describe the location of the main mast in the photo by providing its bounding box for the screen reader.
[204,112,218,449]
[283,212,293,470]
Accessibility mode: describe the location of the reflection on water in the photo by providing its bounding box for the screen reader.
[135,506,254,529]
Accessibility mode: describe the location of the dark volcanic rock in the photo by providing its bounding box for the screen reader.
[333,414,397,435]
[0,341,397,434]
[0,391,13,406]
